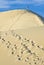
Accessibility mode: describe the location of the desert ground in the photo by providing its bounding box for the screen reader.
[0,10,44,65]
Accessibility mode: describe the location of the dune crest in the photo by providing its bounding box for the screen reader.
[0,10,44,65]
[0,10,44,31]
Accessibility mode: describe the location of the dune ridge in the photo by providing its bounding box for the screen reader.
[0,10,44,65]
[0,10,44,31]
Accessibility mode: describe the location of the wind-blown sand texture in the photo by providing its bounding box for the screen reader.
[0,10,44,65]
[0,10,44,31]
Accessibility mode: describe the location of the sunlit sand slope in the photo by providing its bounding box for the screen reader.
[15,26,44,45]
[0,26,44,65]
[0,10,44,31]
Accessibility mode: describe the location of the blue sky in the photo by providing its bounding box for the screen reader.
[0,0,44,17]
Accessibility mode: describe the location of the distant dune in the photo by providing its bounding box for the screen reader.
[0,10,44,30]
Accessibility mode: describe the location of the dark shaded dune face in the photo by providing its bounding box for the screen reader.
[27,10,44,24]
[0,10,44,31]
[40,17,44,24]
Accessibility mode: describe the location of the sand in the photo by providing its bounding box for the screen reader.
[0,10,44,65]
[0,10,44,31]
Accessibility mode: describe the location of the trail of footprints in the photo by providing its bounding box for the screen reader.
[0,30,44,65]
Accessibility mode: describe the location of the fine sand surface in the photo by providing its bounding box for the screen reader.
[0,26,44,65]
[0,10,44,31]
[0,10,44,65]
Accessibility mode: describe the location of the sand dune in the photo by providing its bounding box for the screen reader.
[0,10,44,65]
[0,10,44,31]
[15,26,44,46]
[0,26,44,65]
